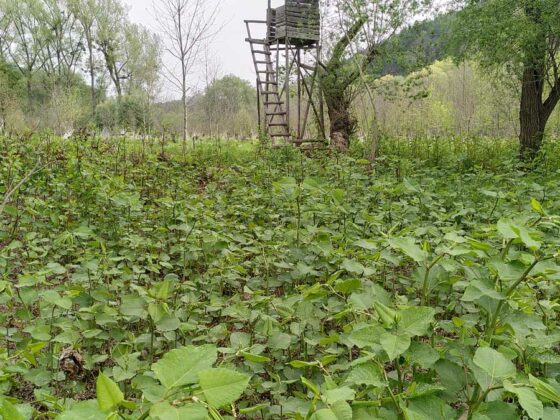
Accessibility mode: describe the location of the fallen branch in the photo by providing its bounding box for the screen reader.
[0,160,45,218]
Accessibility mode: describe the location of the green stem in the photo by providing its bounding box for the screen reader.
[421,254,444,306]
[485,258,540,344]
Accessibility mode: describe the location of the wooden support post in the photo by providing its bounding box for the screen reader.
[285,37,290,138]
[297,47,301,140]
[256,78,262,135]
[317,44,326,141]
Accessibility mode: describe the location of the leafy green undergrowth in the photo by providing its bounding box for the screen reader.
[1,135,560,419]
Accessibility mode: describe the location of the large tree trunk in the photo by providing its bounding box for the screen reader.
[26,72,32,111]
[318,17,372,152]
[325,91,355,151]
[519,66,547,160]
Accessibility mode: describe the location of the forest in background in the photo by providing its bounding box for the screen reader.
[2,1,559,141]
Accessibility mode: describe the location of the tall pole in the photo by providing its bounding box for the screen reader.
[256,78,262,135]
[285,37,290,138]
[297,47,301,140]
[317,43,325,141]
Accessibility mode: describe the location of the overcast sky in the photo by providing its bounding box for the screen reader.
[123,0,284,99]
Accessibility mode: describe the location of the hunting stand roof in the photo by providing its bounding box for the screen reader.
[268,0,320,46]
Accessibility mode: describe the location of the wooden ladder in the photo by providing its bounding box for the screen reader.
[245,20,291,143]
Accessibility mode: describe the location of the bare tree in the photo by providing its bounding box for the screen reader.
[152,0,221,143]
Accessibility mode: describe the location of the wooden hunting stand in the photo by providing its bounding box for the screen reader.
[245,0,326,146]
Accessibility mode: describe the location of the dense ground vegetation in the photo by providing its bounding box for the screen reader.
[1,135,560,419]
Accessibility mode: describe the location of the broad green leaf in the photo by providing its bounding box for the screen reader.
[435,360,467,397]
[155,314,180,332]
[543,407,560,420]
[149,402,207,420]
[290,360,320,368]
[348,324,384,348]
[517,226,541,250]
[380,333,411,360]
[353,239,377,250]
[402,395,456,420]
[330,401,353,420]
[149,278,175,300]
[310,409,338,420]
[334,279,362,294]
[0,399,25,420]
[323,387,355,404]
[497,219,541,250]
[529,375,560,403]
[407,342,440,368]
[198,368,250,408]
[473,401,517,420]
[240,351,270,363]
[497,219,517,239]
[531,198,544,215]
[341,259,365,275]
[96,373,124,411]
[41,290,73,310]
[388,237,428,263]
[399,307,435,337]
[504,381,543,420]
[462,280,505,302]
[152,345,216,389]
[473,348,516,388]
[345,363,384,387]
[58,400,106,420]
[120,295,146,317]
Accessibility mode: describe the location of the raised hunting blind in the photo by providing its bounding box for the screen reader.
[245,1,326,146]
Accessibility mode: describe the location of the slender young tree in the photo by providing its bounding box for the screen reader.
[152,0,221,143]
[450,0,560,159]
[68,0,99,118]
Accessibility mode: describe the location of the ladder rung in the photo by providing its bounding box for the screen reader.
[260,81,278,85]
[264,101,283,105]
[261,91,279,94]
[257,70,275,74]
[268,123,287,127]
[245,20,267,24]
[255,61,271,65]
[253,50,271,55]
[246,38,266,45]
[270,133,291,137]
[290,139,325,144]
[266,111,286,115]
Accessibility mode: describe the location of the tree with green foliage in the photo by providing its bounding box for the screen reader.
[197,75,255,136]
[68,0,100,119]
[41,0,84,85]
[3,0,48,108]
[95,0,128,100]
[320,0,432,151]
[451,0,560,159]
